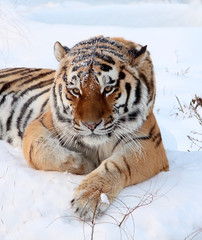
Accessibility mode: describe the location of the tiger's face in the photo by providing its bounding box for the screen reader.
[51,36,154,147]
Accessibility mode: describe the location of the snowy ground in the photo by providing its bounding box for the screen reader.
[0,0,202,239]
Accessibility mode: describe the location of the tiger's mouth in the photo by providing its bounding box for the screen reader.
[73,119,112,135]
[76,128,113,138]
[81,133,111,146]
[72,120,114,146]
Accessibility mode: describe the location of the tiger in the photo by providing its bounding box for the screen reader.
[0,36,169,220]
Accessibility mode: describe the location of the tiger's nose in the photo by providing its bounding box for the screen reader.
[82,120,102,130]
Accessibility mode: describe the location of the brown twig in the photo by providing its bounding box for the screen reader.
[175,95,184,113]
[184,227,202,240]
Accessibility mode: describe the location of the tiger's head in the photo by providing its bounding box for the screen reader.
[50,36,155,147]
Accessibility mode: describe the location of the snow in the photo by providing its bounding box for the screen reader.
[0,0,202,239]
[100,193,110,205]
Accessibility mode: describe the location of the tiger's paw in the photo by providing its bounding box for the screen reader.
[58,150,94,174]
[71,180,111,221]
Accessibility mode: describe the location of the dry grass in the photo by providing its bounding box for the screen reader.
[185,228,202,240]
[187,95,202,151]
[0,2,28,67]
[174,95,202,151]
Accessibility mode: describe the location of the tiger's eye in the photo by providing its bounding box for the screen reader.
[104,86,114,94]
[71,88,80,96]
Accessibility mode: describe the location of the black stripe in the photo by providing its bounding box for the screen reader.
[18,71,55,87]
[100,64,112,72]
[123,157,131,178]
[40,98,49,113]
[29,144,38,169]
[0,91,14,106]
[71,37,124,58]
[52,123,66,147]
[152,131,162,148]
[68,50,88,56]
[0,68,28,78]
[58,84,68,114]
[102,49,123,60]
[147,68,155,105]
[111,162,122,175]
[70,47,123,60]
[17,88,50,137]
[139,72,150,96]
[53,118,77,148]
[0,70,52,95]
[112,136,124,152]
[149,125,155,138]
[127,124,155,143]
[72,60,91,72]
[94,45,121,53]
[72,54,93,64]
[123,125,162,148]
[0,68,21,73]
[73,37,123,50]
[115,104,125,115]
[52,84,71,123]
[71,75,77,82]
[133,136,150,140]
[6,109,14,131]
[107,132,112,137]
[95,52,115,65]
[107,77,115,85]
[0,82,15,95]
[72,126,82,131]
[133,79,141,105]
[19,78,53,99]
[20,68,42,75]
[92,74,100,85]
[118,71,126,80]
[128,110,140,121]
[22,109,33,131]
[63,73,69,83]
[39,116,48,129]
[115,92,121,100]
[6,80,52,131]
[118,133,150,148]
[115,78,120,88]
[66,94,73,101]
[71,76,78,84]
[6,92,23,131]
[77,71,84,78]
[125,136,150,146]
[101,124,113,132]
[155,133,162,147]
[124,83,131,113]
[104,161,109,172]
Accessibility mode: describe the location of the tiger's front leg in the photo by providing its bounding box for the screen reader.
[71,113,169,220]
[22,113,94,174]
[71,156,127,220]
[72,149,167,220]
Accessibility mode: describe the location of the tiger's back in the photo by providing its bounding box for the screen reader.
[0,68,55,146]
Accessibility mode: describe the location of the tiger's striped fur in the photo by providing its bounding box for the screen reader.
[0,68,54,145]
[0,36,169,220]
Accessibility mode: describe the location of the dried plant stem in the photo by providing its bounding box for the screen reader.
[175,95,184,113]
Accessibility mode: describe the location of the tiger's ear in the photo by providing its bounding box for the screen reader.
[54,41,70,62]
[128,45,147,66]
